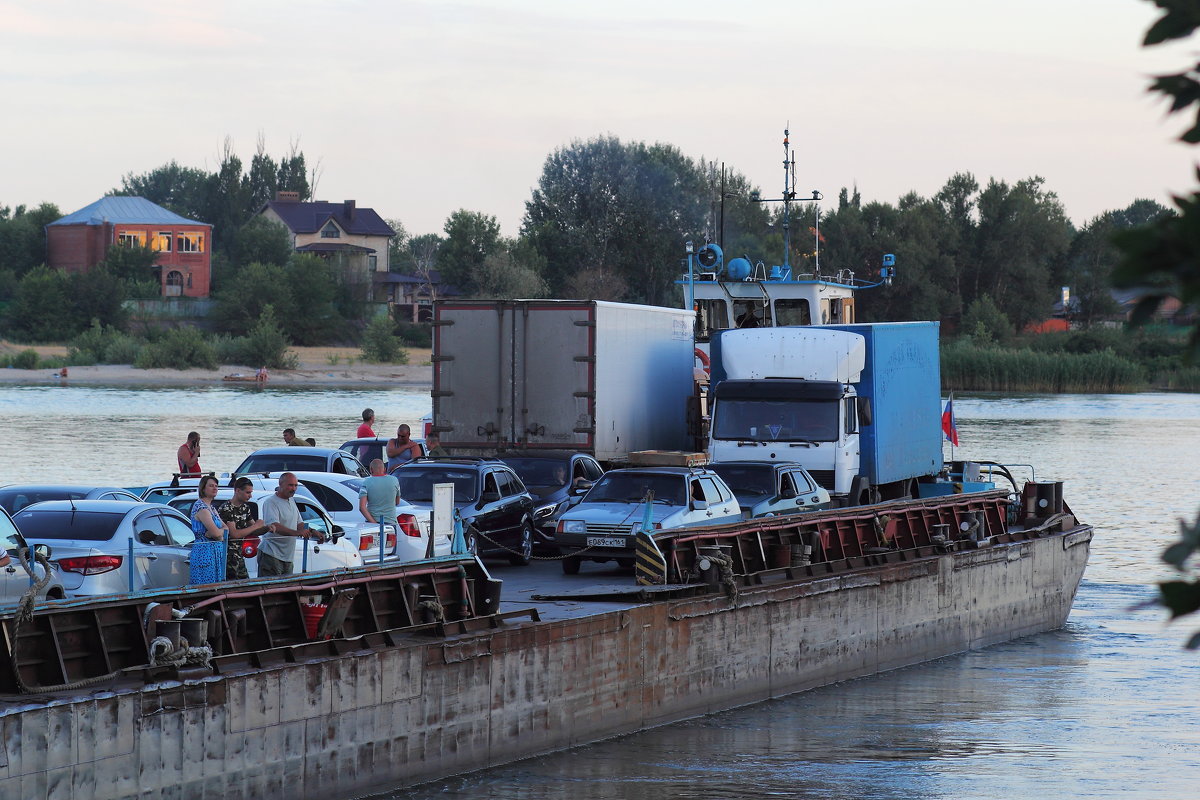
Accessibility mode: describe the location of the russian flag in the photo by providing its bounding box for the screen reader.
[942,393,959,447]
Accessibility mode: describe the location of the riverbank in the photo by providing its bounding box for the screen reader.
[0,344,434,388]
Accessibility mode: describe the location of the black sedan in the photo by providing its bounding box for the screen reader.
[391,458,536,565]
[497,451,604,552]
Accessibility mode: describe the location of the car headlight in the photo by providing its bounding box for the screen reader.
[534,501,563,520]
[561,519,586,534]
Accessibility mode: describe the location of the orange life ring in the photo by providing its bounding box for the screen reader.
[694,347,711,375]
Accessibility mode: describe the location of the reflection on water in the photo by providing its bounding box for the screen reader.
[1,385,1198,799]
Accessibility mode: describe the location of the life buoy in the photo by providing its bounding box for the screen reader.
[241,538,259,558]
[694,348,711,375]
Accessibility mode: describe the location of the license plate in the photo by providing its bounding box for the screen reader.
[586,536,627,548]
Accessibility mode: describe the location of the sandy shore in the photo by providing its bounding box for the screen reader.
[0,344,434,388]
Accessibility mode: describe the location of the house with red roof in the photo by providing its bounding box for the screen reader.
[46,196,213,297]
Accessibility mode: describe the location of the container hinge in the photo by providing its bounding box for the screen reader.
[573,426,596,434]
[573,355,596,363]
[431,355,454,362]
[573,391,595,399]
[430,390,453,397]
[573,320,596,327]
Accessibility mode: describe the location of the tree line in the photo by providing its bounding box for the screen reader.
[0,134,1176,348]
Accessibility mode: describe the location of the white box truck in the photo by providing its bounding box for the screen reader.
[431,300,696,465]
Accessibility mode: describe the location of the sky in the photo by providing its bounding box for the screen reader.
[2,0,1196,238]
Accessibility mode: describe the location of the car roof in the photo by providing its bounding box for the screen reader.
[400,457,503,468]
[245,446,344,456]
[18,499,171,513]
[0,484,133,493]
[498,451,593,462]
[340,437,391,446]
[604,466,710,476]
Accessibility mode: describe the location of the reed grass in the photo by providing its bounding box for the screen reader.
[941,340,1147,393]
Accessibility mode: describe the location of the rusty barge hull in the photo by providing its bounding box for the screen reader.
[0,513,1091,799]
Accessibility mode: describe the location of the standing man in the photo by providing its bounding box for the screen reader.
[177,432,201,476]
[425,433,449,457]
[217,477,271,580]
[386,424,423,471]
[259,472,316,576]
[358,459,402,529]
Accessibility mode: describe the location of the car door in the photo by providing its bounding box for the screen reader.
[693,477,739,526]
[134,510,194,590]
[473,469,514,542]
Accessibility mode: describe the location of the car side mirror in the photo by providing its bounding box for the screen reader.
[33,543,52,560]
[569,481,592,496]
[692,499,709,511]
[137,530,158,545]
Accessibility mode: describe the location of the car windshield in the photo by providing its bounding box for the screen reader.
[503,458,569,489]
[394,469,478,503]
[236,455,327,474]
[584,473,686,506]
[0,488,88,513]
[710,465,775,500]
[712,398,839,443]
[12,509,126,541]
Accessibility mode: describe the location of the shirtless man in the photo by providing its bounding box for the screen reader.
[177,432,201,476]
[386,424,423,471]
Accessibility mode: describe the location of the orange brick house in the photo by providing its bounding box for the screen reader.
[46,196,213,297]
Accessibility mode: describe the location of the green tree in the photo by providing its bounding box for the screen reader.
[0,202,61,276]
[68,267,128,332]
[212,262,295,336]
[440,210,502,295]
[233,216,293,268]
[97,242,158,284]
[115,161,210,220]
[523,136,708,305]
[285,254,343,344]
[360,314,408,363]
[386,218,416,273]
[1066,200,1170,325]
[1111,0,1200,646]
[5,266,70,341]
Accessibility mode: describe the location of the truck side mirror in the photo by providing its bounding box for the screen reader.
[858,397,873,427]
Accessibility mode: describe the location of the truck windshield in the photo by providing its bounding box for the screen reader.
[712,399,839,443]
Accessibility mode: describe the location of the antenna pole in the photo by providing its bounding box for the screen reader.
[814,205,820,272]
[782,128,791,272]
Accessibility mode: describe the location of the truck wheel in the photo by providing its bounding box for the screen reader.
[509,522,533,566]
[562,556,582,575]
[849,476,874,507]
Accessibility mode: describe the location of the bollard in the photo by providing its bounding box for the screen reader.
[128,537,135,592]
[301,534,310,573]
[379,521,385,564]
[220,529,229,582]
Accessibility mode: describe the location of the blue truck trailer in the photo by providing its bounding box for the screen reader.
[707,322,943,504]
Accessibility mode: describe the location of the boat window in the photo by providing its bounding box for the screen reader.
[712,398,840,443]
[774,299,811,326]
[734,301,771,329]
[694,299,730,341]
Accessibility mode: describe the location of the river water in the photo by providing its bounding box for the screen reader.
[1,384,1197,798]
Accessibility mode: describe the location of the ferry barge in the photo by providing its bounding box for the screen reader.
[0,484,1090,798]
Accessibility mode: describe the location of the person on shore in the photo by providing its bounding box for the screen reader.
[259,472,317,577]
[386,424,422,471]
[358,408,376,439]
[425,432,449,458]
[177,432,202,476]
[255,366,269,384]
[217,476,272,580]
[189,475,230,585]
[359,459,402,530]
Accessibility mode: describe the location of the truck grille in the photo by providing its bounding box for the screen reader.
[584,523,634,536]
[807,470,835,490]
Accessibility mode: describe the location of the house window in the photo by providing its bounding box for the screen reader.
[176,232,205,253]
[321,222,340,238]
[117,231,146,248]
[152,232,172,252]
[368,255,378,271]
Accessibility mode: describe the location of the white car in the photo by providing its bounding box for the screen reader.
[166,489,363,576]
[241,472,448,564]
[0,506,65,604]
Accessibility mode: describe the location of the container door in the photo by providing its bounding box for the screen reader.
[512,303,595,450]
[433,302,516,449]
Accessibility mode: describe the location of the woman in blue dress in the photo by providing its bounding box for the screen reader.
[189,475,229,584]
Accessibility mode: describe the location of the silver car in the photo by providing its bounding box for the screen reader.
[0,506,65,604]
[0,484,141,513]
[14,500,197,597]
